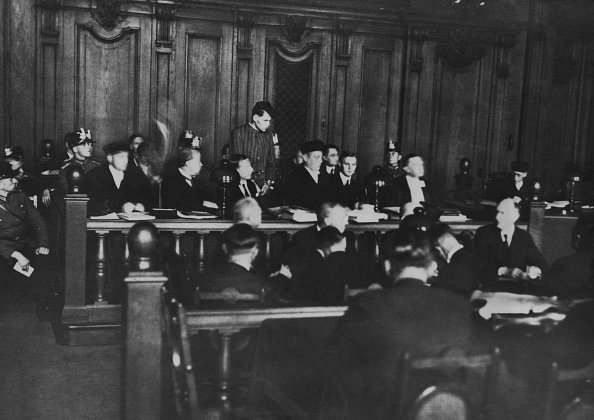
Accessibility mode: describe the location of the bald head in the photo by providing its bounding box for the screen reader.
[496,198,520,230]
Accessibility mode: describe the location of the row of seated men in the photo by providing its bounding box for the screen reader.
[171,197,594,419]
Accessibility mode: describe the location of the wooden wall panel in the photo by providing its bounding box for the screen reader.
[185,35,221,168]
[76,26,140,154]
[358,49,392,176]
[0,1,7,147]
[40,44,58,142]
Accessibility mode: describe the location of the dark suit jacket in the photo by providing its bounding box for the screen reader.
[543,252,594,298]
[161,169,205,211]
[325,279,472,419]
[431,247,483,299]
[199,262,266,294]
[473,223,548,286]
[222,180,260,213]
[328,175,366,209]
[283,166,329,211]
[281,225,317,269]
[85,165,151,216]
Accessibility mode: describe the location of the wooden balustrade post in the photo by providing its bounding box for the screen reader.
[264,232,273,271]
[197,232,207,272]
[95,231,108,305]
[528,201,547,250]
[173,231,182,256]
[125,222,167,420]
[63,193,90,319]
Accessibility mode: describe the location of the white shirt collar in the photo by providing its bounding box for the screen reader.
[500,225,515,244]
[304,166,319,183]
[447,243,464,263]
[406,175,425,203]
[109,165,124,189]
[339,172,351,185]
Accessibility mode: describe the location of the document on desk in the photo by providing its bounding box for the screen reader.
[471,291,558,320]
[176,210,218,219]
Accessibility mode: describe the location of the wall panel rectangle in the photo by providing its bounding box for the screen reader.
[76,26,140,153]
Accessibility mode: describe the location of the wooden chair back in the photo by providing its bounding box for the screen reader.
[160,286,200,420]
[398,347,501,420]
[543,360,594,420]
[194,286,266,305]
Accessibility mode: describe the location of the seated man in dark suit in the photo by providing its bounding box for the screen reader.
[282,201,349,269]
[394,153,431,206]
[430,222,483,298]
[506,160,533,206]
[283,140,329,211]
[85,141,152,216]
[328,151,366,210]
[473,198,548,291]
[325,229,472,419]
[223,154,270,211]
[321,143,340,177]
[199,223,270,295]
[161,147,216,211]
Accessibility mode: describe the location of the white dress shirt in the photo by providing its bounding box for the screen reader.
[406,176,425,203]
[109,165,124,189]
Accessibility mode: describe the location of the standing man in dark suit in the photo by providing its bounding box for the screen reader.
[283,140,329,211]
[161,147,216,211]
[229,101,278,188]
[430,223,483,298]
[473,198,548,291]
[325,229,472,419]
[329,151,366,209]
[85,141,152,216]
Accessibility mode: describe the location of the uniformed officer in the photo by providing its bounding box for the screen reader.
[0,161,53,321]
[58,128,102,194]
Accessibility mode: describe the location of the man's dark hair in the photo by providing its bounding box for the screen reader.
[429,222,454,246]
[340,151,357,162]
[323,143,339,156]
[401,153,422,168]
[251,101,275,118]
[383,229,434,279]
[315,226,344,252]
[127,133,145,145]
[222,223,260,256]
[176,147,199,168]
[228,153,249,170]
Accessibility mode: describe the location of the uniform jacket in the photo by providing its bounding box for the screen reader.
[0,192,49,260]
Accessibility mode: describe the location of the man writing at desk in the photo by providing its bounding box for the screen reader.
[473,198,548,291]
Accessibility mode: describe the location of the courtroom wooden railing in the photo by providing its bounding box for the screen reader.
[61,192,542,344]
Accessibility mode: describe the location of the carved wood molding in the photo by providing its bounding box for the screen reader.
[236,12,255,59]
[335,19,354,63]
[37,0,61,41]
[92,0,126,31]
[155,3,176,52]
[282,16,310,44]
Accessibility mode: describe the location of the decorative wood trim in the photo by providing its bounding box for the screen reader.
[155,2,175,52]
[335,19,354,63]
[282,15,309,44]
[236,11,255,59]
[92,0,126,31]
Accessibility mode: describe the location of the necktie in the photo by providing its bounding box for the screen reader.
[242,183,251,197]
[503,234,509,247]
[345,179,350,187]
[330,168,334,175]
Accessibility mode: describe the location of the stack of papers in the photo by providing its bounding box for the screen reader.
[117,212,156,221]
[348,209,388,223]
[471,291,558,320]
[290,209,317,223]
[177,211,218,220]
[90,213,119,220]
[440,214,469,222]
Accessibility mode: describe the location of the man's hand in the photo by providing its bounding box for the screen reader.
[270,264,292,279]
[512,196,522,204]
[258,183,270,197]
[35,247,50,256]
[42,189,51,207]
[498,266,525,279]
[11,251,30,272]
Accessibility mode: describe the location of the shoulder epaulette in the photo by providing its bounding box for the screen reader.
[61,159,74,170]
